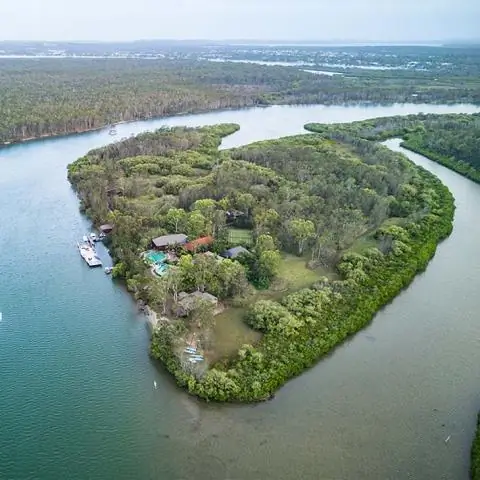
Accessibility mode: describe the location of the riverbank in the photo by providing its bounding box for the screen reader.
[400,140,480,184]
[0,104,266,149]
[473,413,480,480]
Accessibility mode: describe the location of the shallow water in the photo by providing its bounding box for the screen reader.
[1,103,479,479]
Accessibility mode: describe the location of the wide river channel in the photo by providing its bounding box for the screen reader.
[1,103,480,480]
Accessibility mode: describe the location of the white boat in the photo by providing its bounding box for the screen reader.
[90,232,98,242]
[153,381,157,389]
[77,242,102,267]
[189,355,204,361]
[109,127,117,136]
[82,235,88,243]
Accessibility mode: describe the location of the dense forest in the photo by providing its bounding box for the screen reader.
[68,121,453,402]
[1,56,479,145]
[306,113,480,182]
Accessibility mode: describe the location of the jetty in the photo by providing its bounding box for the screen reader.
[77,241,102,267]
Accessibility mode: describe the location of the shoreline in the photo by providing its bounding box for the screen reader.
[0,104,267,149]
[2,100,479,150]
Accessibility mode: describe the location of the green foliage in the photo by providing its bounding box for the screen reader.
[4,52,480,145]
[150,124,455,402]
[473,412,480,480]
[286,218,316,255]
[306,113,480,184]
[69,119,456,404]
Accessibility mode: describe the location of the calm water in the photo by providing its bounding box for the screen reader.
[1,104,479,480]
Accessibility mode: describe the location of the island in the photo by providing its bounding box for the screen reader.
[68,119,453,402]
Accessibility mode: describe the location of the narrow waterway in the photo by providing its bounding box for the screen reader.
[0,104,479,480]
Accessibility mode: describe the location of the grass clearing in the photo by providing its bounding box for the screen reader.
[213,308,262,361]
[227,227,253,246]
[211,254,338,360]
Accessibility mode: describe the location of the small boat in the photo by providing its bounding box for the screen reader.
[184,347,197,354]
[90,232,98,242]
[82,235,88,243]
[105,267,113,274]
[189,355,204,361]
[109,127,117,136]
[99,232,106,240]
[153,381,157,389]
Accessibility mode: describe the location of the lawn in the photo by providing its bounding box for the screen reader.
[227,227,253,246]
[211,254,337,361]
[275,254,337,291]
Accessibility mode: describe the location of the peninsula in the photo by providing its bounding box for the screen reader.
[68,119,453,402]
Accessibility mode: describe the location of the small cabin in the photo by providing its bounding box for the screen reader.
[176,291,219,317]
[151,233,187,250]
[221,246,249,259]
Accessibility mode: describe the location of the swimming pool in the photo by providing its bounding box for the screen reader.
[144,251,167,265]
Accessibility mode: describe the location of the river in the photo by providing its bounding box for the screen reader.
[0,103,479,480]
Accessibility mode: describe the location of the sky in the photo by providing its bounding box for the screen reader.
[0,0,479,43]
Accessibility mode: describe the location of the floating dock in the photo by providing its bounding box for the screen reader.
[77,241,102,267]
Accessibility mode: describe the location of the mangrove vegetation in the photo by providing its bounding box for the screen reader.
[306,113,480,183]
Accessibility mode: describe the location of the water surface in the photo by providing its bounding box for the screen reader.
[1,103,479,479]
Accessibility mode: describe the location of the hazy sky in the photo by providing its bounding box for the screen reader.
[0,0,479,42]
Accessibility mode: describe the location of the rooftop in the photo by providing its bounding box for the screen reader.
[221,246,250,259]
[152,233,188,248]
[184,236,214,252]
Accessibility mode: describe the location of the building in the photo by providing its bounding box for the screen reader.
[175,291,219,317]
[221,246,249,259]
[184,236,214,253]
[151,233,187,250]
[99,224,114,234]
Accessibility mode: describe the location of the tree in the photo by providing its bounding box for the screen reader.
[245,300,294,332]
[190,299,216,350]
[257,250,281,286]
[186,211,207,238]
[166,208,187,233]
[253,208,280,236]
[212,209,227,237]
[216,259,249,298]
[167,267,183,303]
[151,278,169,315]
[256,234,276,253]
[192,198,217,222]
[287,218,315,255]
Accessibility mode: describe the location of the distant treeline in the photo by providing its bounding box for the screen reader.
[306,113,480,183]
[1,57,480,145]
